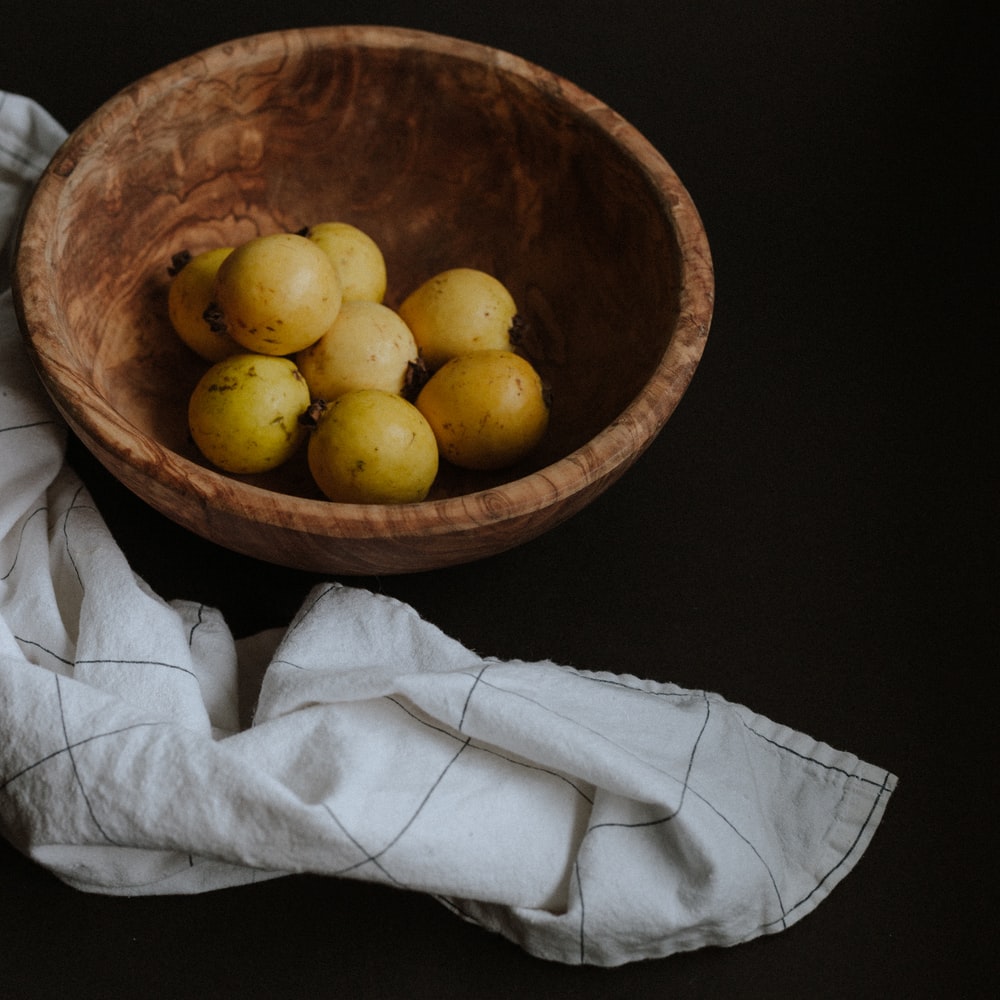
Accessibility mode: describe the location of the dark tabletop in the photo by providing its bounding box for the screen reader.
[2,2,992,997]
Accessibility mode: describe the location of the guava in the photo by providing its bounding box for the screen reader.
[209,232,342,355]
[415,349,549,470]
[397,267,519,370]
[307,389,439,504]
[296,300,419,402]
[167,246,241,362]
[306,221,387,304]
[188,353,311,474]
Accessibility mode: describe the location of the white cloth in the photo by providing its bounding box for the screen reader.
[0,91,896,966]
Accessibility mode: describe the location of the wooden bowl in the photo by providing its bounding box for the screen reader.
[13,26,714,575]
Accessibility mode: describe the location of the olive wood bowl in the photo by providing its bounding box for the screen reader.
[14,25,714,575]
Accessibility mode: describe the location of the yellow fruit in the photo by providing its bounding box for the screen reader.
[295,300,419,402]
[397,267,518,370]
[167,247,241,362]
[188,353,311,474]
[210,232,342,355]
[416,350,549,471]
[307,389,439,504]
[306,221,387,303]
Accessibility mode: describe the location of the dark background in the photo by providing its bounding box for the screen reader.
[2,2,993,997]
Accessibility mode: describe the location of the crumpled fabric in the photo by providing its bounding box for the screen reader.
[0,91,896,966]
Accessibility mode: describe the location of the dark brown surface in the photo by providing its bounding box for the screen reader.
[1,2,991,997]
[14,26,712,574]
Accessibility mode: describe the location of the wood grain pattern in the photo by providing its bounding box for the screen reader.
[14,26,714,574]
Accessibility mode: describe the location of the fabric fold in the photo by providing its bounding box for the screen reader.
[0,91,896,966]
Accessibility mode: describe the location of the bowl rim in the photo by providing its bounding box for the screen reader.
[13,24,714,542]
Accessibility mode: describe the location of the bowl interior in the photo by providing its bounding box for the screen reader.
[25,27,686,503]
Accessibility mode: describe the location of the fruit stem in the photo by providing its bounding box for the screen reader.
[202,302,228,334]
[167,249,191,276]
[298,399,328,429]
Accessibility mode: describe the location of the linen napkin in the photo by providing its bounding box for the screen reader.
[0,91,896,966]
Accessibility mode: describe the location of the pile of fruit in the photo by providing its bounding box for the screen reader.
[167,223,550,503]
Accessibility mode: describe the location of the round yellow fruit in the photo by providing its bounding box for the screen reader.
[295,300,419,402]
[397,267,519,370]
[210,232,342,355]
[167,246,241,362]
[307,389,439,504]
[188,353,311,474]
[415,349,549,471]
[306,221,387,303]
